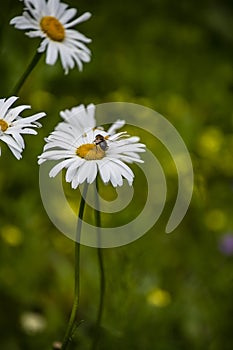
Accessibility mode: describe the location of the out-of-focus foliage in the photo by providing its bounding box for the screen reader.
[0,0,233,349]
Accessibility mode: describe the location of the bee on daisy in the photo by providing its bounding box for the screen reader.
[10,0,92,74]
[38,104,146,188]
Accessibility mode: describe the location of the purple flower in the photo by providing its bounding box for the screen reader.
[219,233,233,256]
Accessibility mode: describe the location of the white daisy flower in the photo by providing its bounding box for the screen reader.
[38,104,146,188]
[0,96,45,159]
[10,0,92,74]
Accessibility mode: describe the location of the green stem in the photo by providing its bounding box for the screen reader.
[61,183,88,350]
[91,178,105,350]
[11,51,42,96]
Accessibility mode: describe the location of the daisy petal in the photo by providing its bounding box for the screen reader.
[49,158,74,177]
[0,96,45,159]
[10,0,92,74]
[38,103,146,187]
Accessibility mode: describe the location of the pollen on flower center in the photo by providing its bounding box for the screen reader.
[0,119,9,132]
[76,143,105,160]
[40,16,65,42]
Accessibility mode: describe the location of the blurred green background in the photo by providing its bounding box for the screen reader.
[0,0,233,349]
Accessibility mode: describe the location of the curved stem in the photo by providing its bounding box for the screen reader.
[91,178,105,350]
[61,183,88,350]
[11,51,42,96]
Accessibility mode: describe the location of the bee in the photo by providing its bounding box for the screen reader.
[94,134,108,151]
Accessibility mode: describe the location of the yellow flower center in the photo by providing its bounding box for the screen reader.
[76,144,105,160]
[0,119,9,132]
[40,16,65,42]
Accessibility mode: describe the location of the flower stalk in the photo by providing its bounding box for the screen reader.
[61,182,88,350]
[91,177,105,350]
[11,51,42,95]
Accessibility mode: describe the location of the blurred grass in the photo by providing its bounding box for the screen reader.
[0,0,233,349]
